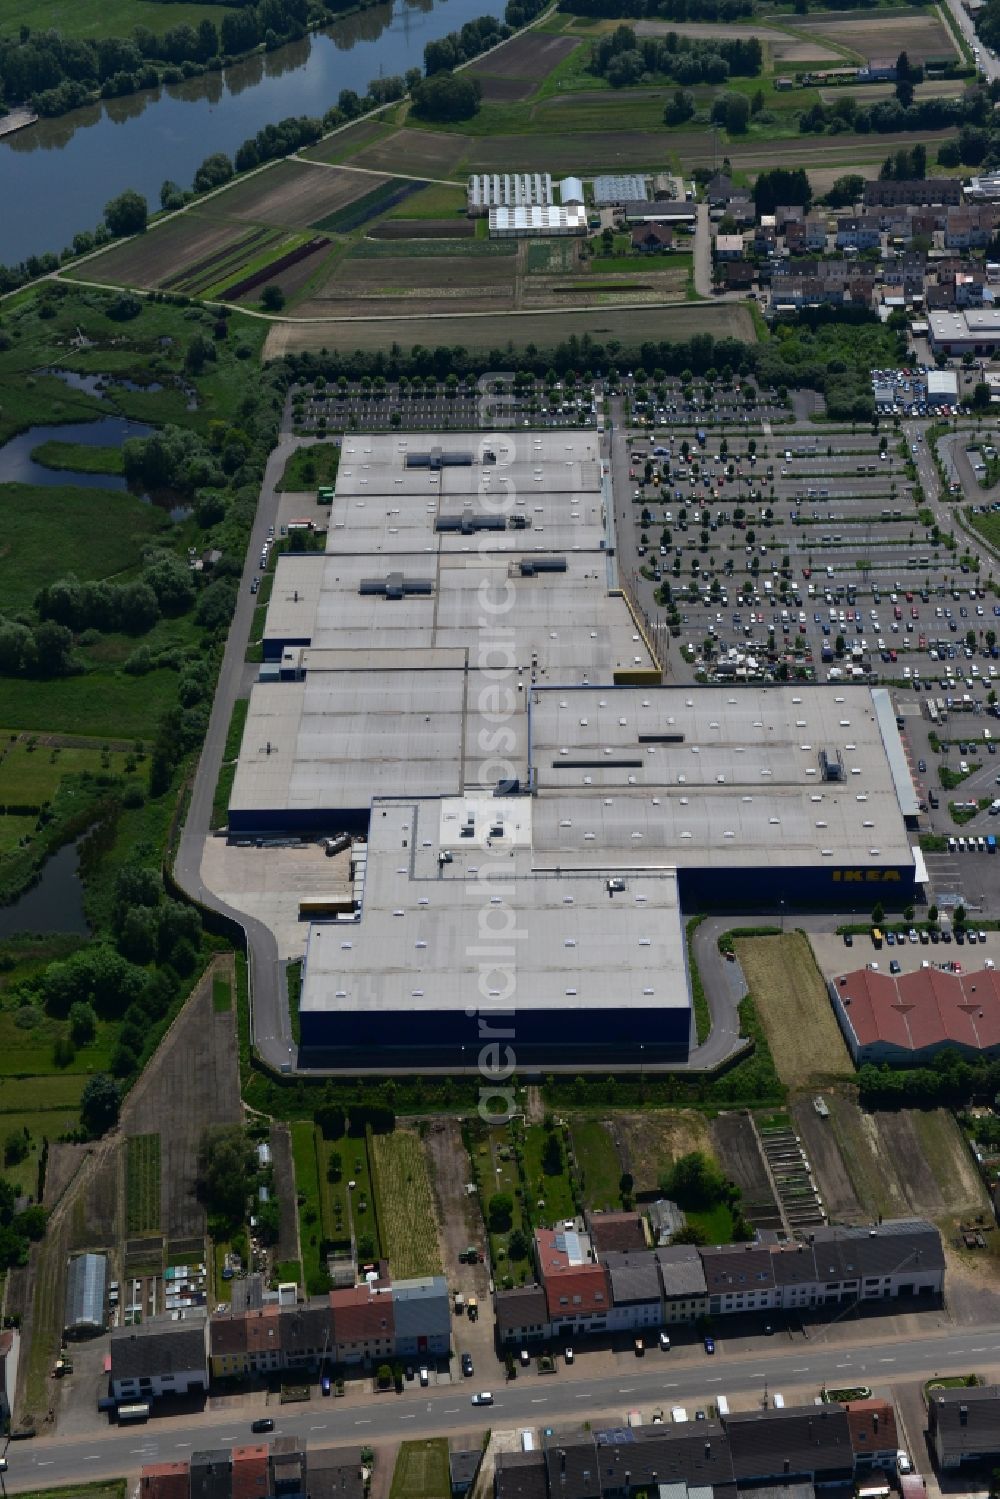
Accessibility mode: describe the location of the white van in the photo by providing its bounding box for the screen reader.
[672,1407,689,1423]
[773,1394,785,1409]
[716,1396,730,1417]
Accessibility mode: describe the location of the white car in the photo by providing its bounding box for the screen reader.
[471,1391,494,1406]
[565,1347,574,1364]
[897,1451,912,1475]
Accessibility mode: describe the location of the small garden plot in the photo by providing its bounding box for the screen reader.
[523,1122,576,1224]
[570,1118,622,1212]
[163,224,280,293]
[126,1133,161,1234]
[389,1440,450,1499]
[370,1129,442,1280]
[311,178,426,234]
[217,234,330,300]
[370,218,474,238]
[291,1121,330,1294]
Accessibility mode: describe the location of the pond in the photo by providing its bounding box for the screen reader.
[0,839,90,939]
[0,416,154,491]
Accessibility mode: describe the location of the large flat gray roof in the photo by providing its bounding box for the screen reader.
[528,685,914,868]
[300,796,688,1017]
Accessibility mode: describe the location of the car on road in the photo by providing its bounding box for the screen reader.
[704,1336,716,1354]
[918,759,926,773]
[250,577,259,594]
[897,1452,912,1475]
[471,1392,494,1406]
[251,1418,274,1434]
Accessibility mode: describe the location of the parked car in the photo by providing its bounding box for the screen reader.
[461,1354,474,1377]
[251,1419,274,1434]
[471,1392,494,1406]
[419,1367,430,1386]
[659,1331,671,1351]
[565,1348,574,1364]
[704,1336,716,1355]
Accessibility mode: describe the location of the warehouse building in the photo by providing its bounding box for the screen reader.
[489,204,587,237]
[225,431,919,1066]
[467,172,553,216]
[927,368,960,405]
[64,1252,107,1338]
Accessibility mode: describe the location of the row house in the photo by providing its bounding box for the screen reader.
[864,177,962,208]
[845,1399,899,1470]
[945,206,999,249]
[604,1252,663,1333]
[497,1404,863,1499]
[785,216,828,254]
[835,215,880,251]
[655,1244,708,1324]
[930,1384,1000,1470]
[715,233,745,262]
[207,1275,449,1378]
[752,224,777,257]
[110,1315,209,1403]
[143,1440,364,1499]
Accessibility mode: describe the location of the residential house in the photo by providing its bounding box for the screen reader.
[270,1436,305,1497]
[863,178,961,208]
[774,204,805,230]
[835,216,880,251]
[391,1276,450,1360]
[280,1303,331,1370]
[495,1451,548,1499]
[807,1219,944,1303]
[803,215,830,251]
[945,208,996,249]
[587,1212,648,1255]
[209,1313,249,1381]
[599,1422,735,1496]
[706,173,738,209]
[603,1252,663,1333]
[244,1305,282,1375]
[230,1446,269,1499]
[726,1405,854,1484]
[306,1446,365,1499]
[702,1244,778,1316]
[449,1448,482,1496]
[752,224,778,258]
[844,1399,899,1470]
[494,1285,551,1347]
[329,1282,394,1366]
[722,261,755,292]
[655,1245,708,1324]
[542,1431,601,1499]
[716,233,745,262]
[647,1200,685,1245]
[784,221,807,256]
[929,1384,1000,1469]
[140,1465,191,1499]
[110,1316,209,1404]
[630,223,674,252]
[535,1228,610,1337]
[189,1451,232,1499]
[858,56,897,80]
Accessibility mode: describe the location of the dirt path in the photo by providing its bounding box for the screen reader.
[423,1120,494,1368]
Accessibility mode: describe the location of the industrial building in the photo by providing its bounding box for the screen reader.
[831,963,1000,1064]
[64,1252,107,1337]
[926,368,960,406]
[225,431,920,1067]
[489,204,587,237]
[928,307,1000,356]
[466,172,552,216]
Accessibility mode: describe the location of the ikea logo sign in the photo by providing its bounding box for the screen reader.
[832,869,901,883]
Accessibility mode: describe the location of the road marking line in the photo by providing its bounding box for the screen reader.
[84,1455,101,1461]
[400,1415,416,1421]
[575,1393,590,1399]
[354,1419,372,1425]
[444,1408,459,1414]
[37,1461,53,1467]
[175,1444,191,1449]
[706,1377,722,1383]
[309,1425,327,1431]
[531,1398,545,1404]
[880,1358,896,1364]
[619,1387,635,1393]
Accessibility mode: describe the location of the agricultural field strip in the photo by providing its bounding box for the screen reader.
[370,1130,442,1281]
[293,154,455,188]
[125,1133,161,1235]
[183,231,294,296]
[161,224,276,292]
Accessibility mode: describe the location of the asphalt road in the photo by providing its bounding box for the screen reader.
[172,425,310,1072]
[8,1320,1000,1491]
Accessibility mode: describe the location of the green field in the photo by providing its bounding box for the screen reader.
[0,483,166,613]
[389,1440,451,1499]
[570,1118,622,1211]
[0,0,235,39]
[126,1133,161,1233]
[291,1120,329,1293]
[277,442,341,491]
[0,740,133,804]
[370,1129,441,1280]
[29,441,125,476]
[212,697,249,826]
[523,1123,576,1224]
[0,669,180,739]
[212,974,232,1013]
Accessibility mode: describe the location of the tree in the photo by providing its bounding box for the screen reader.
[872,901,885,926]
[193,153,234,193]
[198,1125,256,1227]
[261,283,285,312]
[670,1222,709,1246]
[541,1127,563,1176]
[68,1000,97,1047]
[410,72,481,121]
[895,77,914,107]
[972,381,992,412]
[507,1227,531,1261]
[80,1074,120,1137]
[664,88,694,126]
[104,189,147,237]
[754,167,811,216]
[711,91,750,134]
[4,1130,27,1166]
[160,179,185,211]
[659,1151,727,1209]
[487,1192,514,1231]
[824,173,864,209]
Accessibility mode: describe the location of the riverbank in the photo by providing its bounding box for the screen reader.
[0,107,37,138]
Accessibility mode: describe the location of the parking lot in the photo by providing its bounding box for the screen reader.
[289,376,600,434]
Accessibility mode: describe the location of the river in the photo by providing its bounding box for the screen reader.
[1,0,504,267]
